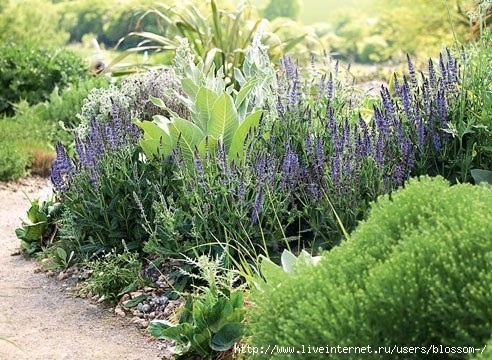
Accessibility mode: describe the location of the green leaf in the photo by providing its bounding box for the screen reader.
[148,320,192,344]
[257,255,285,289]
[208,92,238,150]
[169,117,205,162]
[134,118,169,139]
[192,328,212,356]
[228,109,263,163]
[15,222,46,242]
[235,77,258,110]
[56,247,67,261]
[280,249,298,275]
[228,290,244,311]
[121,293,147,307]
[134,118,174,159]
[210,322,244,351]
[208,298,233,332]
[181,77,199,100]
[150,96,167,109]
[471,169,492,185]
[195,87,219,131]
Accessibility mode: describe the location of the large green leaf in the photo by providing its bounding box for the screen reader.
[169,118,205,162]
[181,77,199,100]
[148,320,193,344]
[134,119,173,159]
[208,92,238,150]
[195,87,219,131]
[15,222,47,243]
[210,322,244,351]
[228,109,263,163]
[471,169,492,185]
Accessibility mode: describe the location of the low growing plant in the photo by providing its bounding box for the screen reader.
[15,196,62,256]
[148,254,246,359]
[81,245,146,303]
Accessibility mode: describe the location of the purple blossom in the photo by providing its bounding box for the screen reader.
[406,53,417,86]
[436,85,448,121]
[432,132,442,152]
[429,59,437,90]
[281,146,300,191]
[251,188,264,223]
[380,86,397,125]
[444,48,458,84]
[395,76,413,120]
[375,132,385,166]
[51,142,76,193]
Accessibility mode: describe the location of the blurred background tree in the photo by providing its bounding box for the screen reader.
[263,0,303,21]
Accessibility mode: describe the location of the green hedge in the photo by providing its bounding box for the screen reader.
[248,176,492,359]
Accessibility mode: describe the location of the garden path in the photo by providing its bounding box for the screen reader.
[0,176,166,360]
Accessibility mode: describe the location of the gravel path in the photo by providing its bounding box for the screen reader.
[0,176,165,360]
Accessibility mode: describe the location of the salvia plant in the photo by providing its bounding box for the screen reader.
[245,47,462,249]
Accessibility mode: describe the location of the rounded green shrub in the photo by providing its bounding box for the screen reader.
[248,176,492,359]
[0,42,88,116]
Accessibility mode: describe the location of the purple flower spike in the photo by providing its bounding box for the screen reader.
[51,142,76,193]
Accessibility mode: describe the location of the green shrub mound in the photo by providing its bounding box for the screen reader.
[248,176,492,359]
[0,42,87,116]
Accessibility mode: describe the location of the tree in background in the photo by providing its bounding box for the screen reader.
[0,0,69,47]
[263,0,302,21]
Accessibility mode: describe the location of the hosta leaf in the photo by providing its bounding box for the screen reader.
[471,169,492,185]
[210,322,244,351]
[148,320,192,343]
[15,222,46,242]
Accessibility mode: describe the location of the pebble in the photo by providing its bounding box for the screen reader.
[57,272,69,281]
[119,293,131,304]
[141,304,151,313]
[114,307,126,317]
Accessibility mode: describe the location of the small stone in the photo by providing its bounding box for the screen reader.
[119,293,131,304]
[132,310,143,318]
[57,272,69,281]
[130,291,143,298]
[142,304,151,313]
[115,307,126,317]
[136,303,144,312]
[158,296,169,305]
[46,271,55,277]
[143,286,154,292]
[148,312,156,320]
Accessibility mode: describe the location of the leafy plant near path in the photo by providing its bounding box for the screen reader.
[15,196,62,256]
[148,255,246,359]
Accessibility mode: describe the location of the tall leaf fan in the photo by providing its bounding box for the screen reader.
[89,38,106,75]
